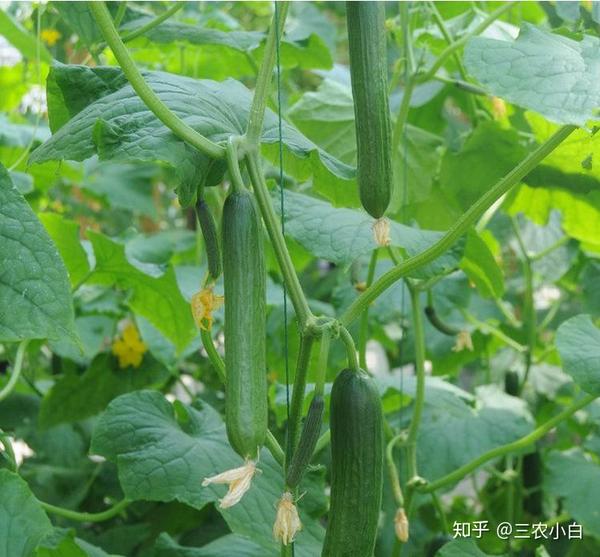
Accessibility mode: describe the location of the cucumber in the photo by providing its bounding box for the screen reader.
[222,189,267,460]
[195,198,222,280]
[504,370,520,397]
[346,1,392,219]
[286,394,324,489]
[424,306,460,336]
[322,369,384,557]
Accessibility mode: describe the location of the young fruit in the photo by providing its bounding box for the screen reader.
[222,189,267,460]
[322,369,384,557]
[286,394,324,489]
[346,1,392,219]
[195,198,222,280]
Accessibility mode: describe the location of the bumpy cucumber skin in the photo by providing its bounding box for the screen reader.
[286,395,324,489]
[222,190,267,460]
[322,369,384,557]
[195,199,222,280]
[346,1,392,219]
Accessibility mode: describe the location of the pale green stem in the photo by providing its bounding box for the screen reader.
[89,1,224,159]
[338,327,360,373]
[461,309,527,353]
[287,335,315,452]
[0,341,29,402]
[245,153,312,327]
[340,125,576,327]
[245,1,290,145]
[530,235,570,261]
[358,250,379,370]
[39,498,130,522]
[421,393,597,493]
[386,434,406,507]
[120,2,184,43]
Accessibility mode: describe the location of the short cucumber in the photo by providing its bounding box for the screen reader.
[195,198,222,280]
[346,1,393,219]
[222,189,267,460]
[322,369,384,557]
[286,394,324,489]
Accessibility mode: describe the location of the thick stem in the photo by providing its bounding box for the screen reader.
[340,125,576,327]
[39,498,130,523]
[406,284,426,481]
[89,1,224,160]
[245,2,290,145]
[246,153,312,326]
[358,250,379,369]
[225,137,247,193]
[287,335,315,452]
[339,327,360,373]
[421,393,597,493]
[0,341,29,402]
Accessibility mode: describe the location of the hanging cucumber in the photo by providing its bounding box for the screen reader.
[222,187,267,460]
[195,198,222,280]
[286,394,324,489]
[322,369,384,557]
[346,1,392,219]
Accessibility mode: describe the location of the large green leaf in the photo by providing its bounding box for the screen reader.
[151,533,268,557]
[39,212,90,288]
[0,469,53,557]
[465,24,600,126]
[86,231,195,352]
[275,189,463,279]
[90,391,324,556]
[556,314,600,394]
[436,539,494,556]
[0,163,75,342]
[546,450,600,534]
[460,232,505,299]
[30,65,352,206]
[35,528,117,557]
[39,353,170,428]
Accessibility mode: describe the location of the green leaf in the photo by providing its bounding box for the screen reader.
[417,385,534,482]
[436,538,493,556]
[0,114,50,147]
[35,528,118,557]
[151,533,268,557]
[0,9,52,63]
[87,231,195,352]
[31,65,352,206]
[90,392,324,556]
[39,353,170,428]
[0,469,53,556]
[464,24,600,126]
[39,212,91,288]
[0,163,75,342]
[556,314,600,394]
[546,450,600,533]
[275,189,463,279]
[460,232,505,299]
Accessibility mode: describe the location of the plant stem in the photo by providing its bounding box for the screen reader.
[530,236,570,261]
[246,153,312,327]
[314,331,331,397]
[245,1,289,145]
[0,341,29,402]
[339,326,360,373]
[287,335,314,452]
[430,491,449,534]
[416,2,515,84]
[432,74,488,96]
[225,137,246,193]
[461,309,527,353]
[120,2,184,43]
[359,250,379,369]
[340,125,576,327]
[39,498,130,522]
[200,328,226,384]
[421,393,597,493]
[386,434,406,507]
[200,328,284,467]
[89,1,224,160]
[406,284,426,482]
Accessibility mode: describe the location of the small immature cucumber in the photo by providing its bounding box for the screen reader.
[346,1,393,219]
[195,198,222,280]
[504,370,520,397]
[222,189,267,460]
[286,394,324,489]
[424,306,460,336]
[322,369,384,557]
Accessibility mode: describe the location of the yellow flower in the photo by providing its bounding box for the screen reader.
[491,96,507,120]
[40,29,61,47]
[202,460,257,508]
[273,491,302,545]
[191,286,224,330]
[112,323,147,368]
